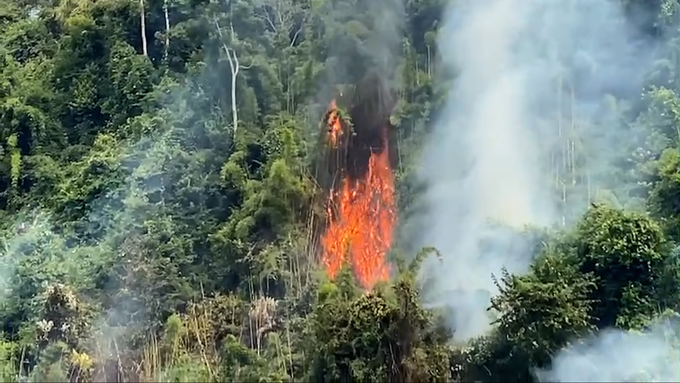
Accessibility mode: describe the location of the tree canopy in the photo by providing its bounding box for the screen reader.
[0,0,678,382]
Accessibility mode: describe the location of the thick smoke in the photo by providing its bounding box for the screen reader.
[315,0,404,102]
[418,0,658,341]
[535,313,680,382]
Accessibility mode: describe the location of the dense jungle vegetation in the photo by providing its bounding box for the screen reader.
[0,0,678,381]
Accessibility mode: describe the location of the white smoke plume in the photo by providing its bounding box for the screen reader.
[535,313,680,382]
[418,0,658,341]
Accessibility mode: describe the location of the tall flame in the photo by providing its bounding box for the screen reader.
[321,100,396,290]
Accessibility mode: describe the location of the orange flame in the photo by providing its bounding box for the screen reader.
[327,100,343,147]
[321,101,396,290]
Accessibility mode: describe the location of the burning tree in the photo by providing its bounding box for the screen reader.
[316,73,400,290]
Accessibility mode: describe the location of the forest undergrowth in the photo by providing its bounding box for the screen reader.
[0,0,678,382]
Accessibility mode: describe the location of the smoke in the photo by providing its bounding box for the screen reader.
[0,73,230,380]
[316,0,404,99]
[418,0,660,341]
[0,210,65,304]
[535,314,680,382]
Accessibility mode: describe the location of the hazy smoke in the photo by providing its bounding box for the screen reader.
[309,0,406,142]
[319,0,404,89]
[535,314,680,382]
[418,0,657,341]
[0,75,224,380]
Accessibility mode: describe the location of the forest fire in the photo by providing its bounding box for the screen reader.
[327,100,343,147]
[319,83,397,290]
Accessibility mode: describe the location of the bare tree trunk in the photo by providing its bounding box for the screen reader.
[228,50,239,133]
[214,18,241,134]
[570,85,576,186]
[140,0,148,56]
[426,46,431,78]
[288,78,293,113]
[571,140,576,185]
[415,55,420,86]
[562,181,567,227]
[556,73,562,190]
[587,168,592,205]
[557,74,567,225]
[163,0,170,63]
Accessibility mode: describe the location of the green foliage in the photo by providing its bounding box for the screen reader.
[576,206,676,328]
[308,268,451,382]
[648,147,680,239]
[491,252,596,368]
[0,0,677,382]
[0,336,19,382]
